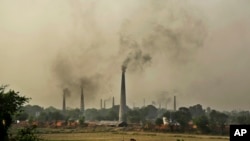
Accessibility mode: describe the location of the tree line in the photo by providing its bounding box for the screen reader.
[2,85,250,141]
[16,103,250,135]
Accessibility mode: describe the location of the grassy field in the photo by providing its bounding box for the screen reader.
[41,132,229,141]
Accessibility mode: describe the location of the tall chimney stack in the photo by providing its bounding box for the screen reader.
[100,99,103,109]
[62,90,66,112]
[112,96,115,108]
[174,96,176,111]
[80,85,84,115]
[62,88,69,112]
[143,98,145,107]
[104,100,106,109]
[119,66,127,122]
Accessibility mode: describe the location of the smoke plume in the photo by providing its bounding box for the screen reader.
[63,88,70,97]
[50,0,207,108]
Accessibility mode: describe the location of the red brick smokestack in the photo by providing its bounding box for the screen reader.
[63,90,66,112]
[100,99,103,109]
[104,100,106,109]
[112,96,115,108]
[62,88,70,112]
[80,85,84,115]
[174,96,176,111]
[119,66,127,122]
[62,88,68,112]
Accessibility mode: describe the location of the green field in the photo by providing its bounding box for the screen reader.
[41,132,229,141]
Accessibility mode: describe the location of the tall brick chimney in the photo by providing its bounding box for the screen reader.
[119,66,127,122]
[174,96,176,111]
[112,96,115,108]
[62,88,69,112]
[80,85,84,115]
[62,90,66,112]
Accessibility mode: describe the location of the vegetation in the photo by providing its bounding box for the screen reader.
[14,102,250,135]
[0,85,30,141]
[40,132,228,141]
[1,84,246,137]
[12,125,41,141]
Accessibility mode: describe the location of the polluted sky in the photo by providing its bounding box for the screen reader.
[1,0,250,111]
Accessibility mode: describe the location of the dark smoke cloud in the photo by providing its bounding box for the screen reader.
[52,54,75,89]
[156,91,172,108]
[120,33,152,72]
[118,1,206,73]
[142,21,206,64]
[80,74,103,99]
[1,0,250,111]
[51,0,207,108]
[63,88,70,97]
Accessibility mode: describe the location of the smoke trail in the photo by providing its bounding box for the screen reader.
[63,88,71,97]
[120,33,152,72]
[119,1,206,68]
[79,74,103,99]
[51,0,207,108]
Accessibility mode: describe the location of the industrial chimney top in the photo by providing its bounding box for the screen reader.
[122,65,126,72]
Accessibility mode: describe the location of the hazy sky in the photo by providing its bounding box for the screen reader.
[0,0,250,111]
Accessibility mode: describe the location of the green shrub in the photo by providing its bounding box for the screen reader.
[12,125,43,141]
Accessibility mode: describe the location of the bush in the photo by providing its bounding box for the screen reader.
[11,125,42,141]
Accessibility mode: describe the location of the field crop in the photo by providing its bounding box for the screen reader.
[41,132,229,141]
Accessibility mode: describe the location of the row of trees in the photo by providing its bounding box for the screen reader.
[2,84,250,139]
[158,107,229,134]
[16,103,250,135]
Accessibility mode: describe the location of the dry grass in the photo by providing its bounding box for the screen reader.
[41,132,229,141]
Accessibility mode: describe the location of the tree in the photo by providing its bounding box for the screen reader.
[140,105,158,120]
[14,125,41,141]
[0,85,29,141]
[85,108,99,120]
[127,109,141,123]
[78,116,85,126]
[16,111,29,121]
[194,115,210,133]
[155,118,163,126]
[175,107,192,132]
[189,104,205,118]
[237,111,250,124]
[209,110,228,135]
[37,112,49,122]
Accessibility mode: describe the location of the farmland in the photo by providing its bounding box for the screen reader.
[41,132,228,141]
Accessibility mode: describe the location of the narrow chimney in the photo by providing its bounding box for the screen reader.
[143,98,145,107]
[119,66,127,122]
[112,96,115,108]
[62,90,66,112]
[62,88,69,112]
[174,96,176,111]
[100,99,103,109]
[104,100,106,109]
[80,85,84,115]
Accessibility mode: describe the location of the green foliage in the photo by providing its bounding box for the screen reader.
[155,118,163,126]
[79,116,85,126]
[189,104,205,118]
[85,108,99,120]
[141,105,158,120]
[0,85,30,141]
[175,107,192,131]
[194,115,210,133]
[16,112,29,121]
[127,109,141,123]
[12,126,42,141]
[236,111,250,124]
[209,110,228,134]
[49,111,64,121]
